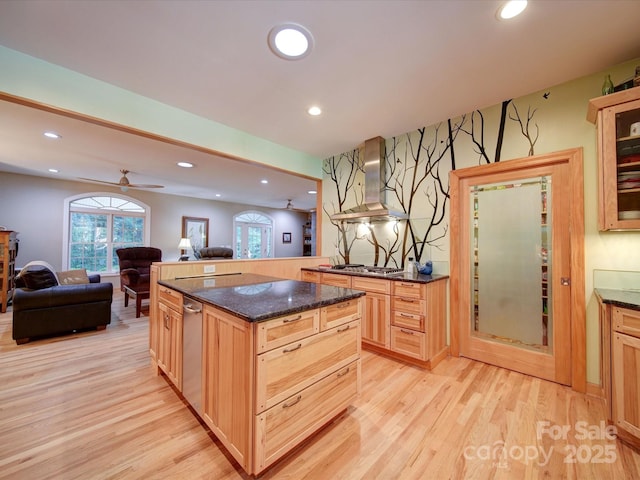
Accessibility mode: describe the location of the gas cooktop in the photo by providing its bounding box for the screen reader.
[331,264,404,275]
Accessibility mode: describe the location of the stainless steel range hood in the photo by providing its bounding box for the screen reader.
[330,136,408,223]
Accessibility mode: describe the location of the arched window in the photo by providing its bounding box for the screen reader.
[63,193,150,273]
[234,211,273,259]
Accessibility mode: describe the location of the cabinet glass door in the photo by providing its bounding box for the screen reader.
[614,103,640,222]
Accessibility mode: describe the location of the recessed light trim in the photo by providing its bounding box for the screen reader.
[44,131,61,139]
[308,190,317,194]
[497,0,527,20]
[261,179,269,184]
[177,161,193,168]
[268,23,314,60]
[48,168,59,173]
[307,106,322,116]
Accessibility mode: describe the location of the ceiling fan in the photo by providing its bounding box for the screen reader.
[79,169,164,190]
[283,199,310,213]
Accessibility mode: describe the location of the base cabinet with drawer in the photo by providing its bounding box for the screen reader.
[200,298,362,476]
[600,299,640,450]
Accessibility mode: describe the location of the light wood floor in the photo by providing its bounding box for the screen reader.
[1,292,640,479]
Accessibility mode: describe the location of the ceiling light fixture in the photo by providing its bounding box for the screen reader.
[497,0,527,20]
[307,106,322,116]
[268,23,314,60]
[308,190,317,194]
[48,168,59,173]
[177,161,193,168]
[261,179,269,184]
[44,131,61,139]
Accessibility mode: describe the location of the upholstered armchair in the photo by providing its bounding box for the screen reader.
[197,247,233,260]
[115,247,162,313]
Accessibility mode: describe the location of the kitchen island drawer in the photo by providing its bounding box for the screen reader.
[392,296,425,316]
[392,310,424,332]
[254,360,359,473]
[390,326,426,360]
[158,285,183,311]
[301,270,321,283]
[320,298,361,330]
[256,321,360,412]
[255,309,320,354]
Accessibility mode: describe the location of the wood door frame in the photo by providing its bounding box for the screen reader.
[449,148,586,392]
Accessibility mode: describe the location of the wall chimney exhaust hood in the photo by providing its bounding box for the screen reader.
[330,136,408,223]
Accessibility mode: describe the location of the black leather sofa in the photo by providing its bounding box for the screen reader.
[197,247,234,259]
[12,267,113,344]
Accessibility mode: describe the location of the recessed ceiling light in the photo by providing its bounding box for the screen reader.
[261,179,269,184]
[44,131,61,139]
[497,0,527,20]
[48,168,59,173]
[308,190,317,194]
[307,106,322,116]
[177,161,193,168]
[215,193,221,197]
[268,23,314,60]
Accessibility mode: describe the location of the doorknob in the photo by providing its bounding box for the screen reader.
[561,277,571,286]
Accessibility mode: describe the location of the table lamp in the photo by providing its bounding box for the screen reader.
[178,237,192,261]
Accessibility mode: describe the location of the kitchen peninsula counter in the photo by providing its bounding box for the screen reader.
[151,271,364,476]
[301,266,449,284]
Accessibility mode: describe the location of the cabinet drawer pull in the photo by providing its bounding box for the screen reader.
[164,314,170,329]
[282,395,302,408]
[400,313,414,318]
[399,298,415,303]
[400,329,414,335]
[337,302,351,309]
[283,315,302,323]
[282,343,302,353]
[336,324,351,333]
[400,283,415,287]
[337,367,350,378]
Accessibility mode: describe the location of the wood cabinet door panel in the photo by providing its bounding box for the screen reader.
[352,277,391,294]
[613,332,640,438]
[614,307,640,339]
[361,292,390,348]
[254,361,359,473]
[301,270,320,283]
[392,281,425,299]
[390,326,427,360]
[321,273,352,288]
[158,286,183,311]
[256,321,359,412]
[392,296,425,316]
[256,309,319,354]
[392,311,424,332]
[320,298,361,331]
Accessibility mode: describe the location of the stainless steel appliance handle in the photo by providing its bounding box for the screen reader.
[184,304,202,314]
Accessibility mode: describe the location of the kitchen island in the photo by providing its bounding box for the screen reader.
[151,272,365,476]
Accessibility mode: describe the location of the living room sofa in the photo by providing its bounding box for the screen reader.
[12,264,113,344]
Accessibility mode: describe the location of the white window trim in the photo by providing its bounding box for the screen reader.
[62,192,151,272]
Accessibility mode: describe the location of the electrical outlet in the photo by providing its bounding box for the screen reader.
[204,265,216,273]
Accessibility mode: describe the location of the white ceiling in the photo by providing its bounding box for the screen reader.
[1,0,639,211]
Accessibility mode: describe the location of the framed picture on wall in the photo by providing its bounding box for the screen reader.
[182,216,209,253]
[282,232,291,243]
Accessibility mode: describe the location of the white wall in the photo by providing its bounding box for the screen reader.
[0,171,308,271]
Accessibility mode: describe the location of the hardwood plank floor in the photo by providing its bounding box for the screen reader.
[1,291,639,479]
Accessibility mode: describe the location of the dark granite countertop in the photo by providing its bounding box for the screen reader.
[301,266,449,284]
[158,273,365,322]
[595,288,640,311]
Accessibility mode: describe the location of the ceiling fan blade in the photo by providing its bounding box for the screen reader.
[78,177,122,186]
[127,184,164,189]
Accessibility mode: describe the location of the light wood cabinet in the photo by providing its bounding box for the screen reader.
[352,277,391,349]
[198,298,362,476]
[321,272,352,288]
[157,286,183,390]
[600,300,640,449]
[588,88,640,230]
[301,270,321,283]
[0,231,17,313]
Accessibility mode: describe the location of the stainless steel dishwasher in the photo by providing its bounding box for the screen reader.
[182,298,203,415]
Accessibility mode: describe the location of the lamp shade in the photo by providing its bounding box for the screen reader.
[178,237,192,249]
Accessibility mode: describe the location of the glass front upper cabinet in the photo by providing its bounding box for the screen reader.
[588,88,640,230]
